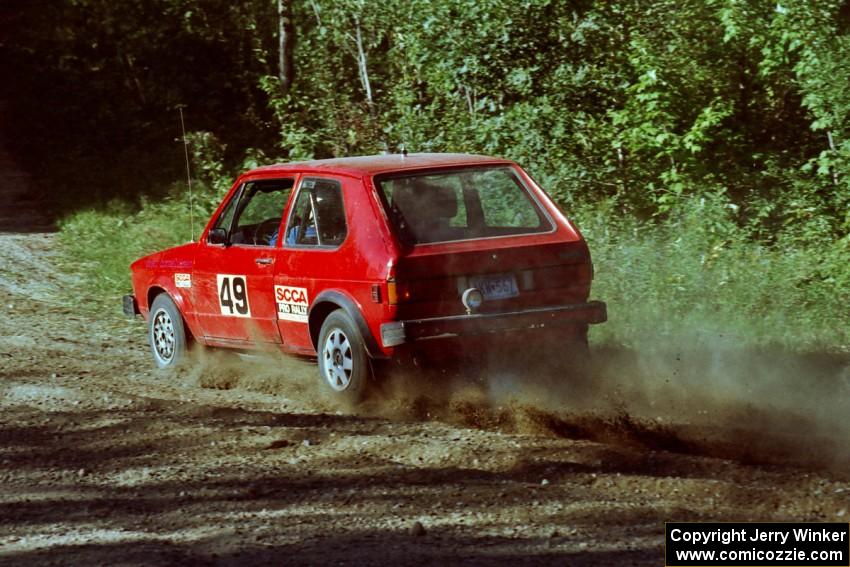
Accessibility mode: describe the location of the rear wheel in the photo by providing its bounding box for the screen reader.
[317,310,370,403]
[148,294,188,368]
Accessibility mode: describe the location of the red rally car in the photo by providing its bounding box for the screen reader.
[124,153,607,402]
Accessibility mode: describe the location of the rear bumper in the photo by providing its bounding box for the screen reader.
[380,300,607,347]
[123,294,140,318]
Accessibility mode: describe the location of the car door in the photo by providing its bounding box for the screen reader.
[193,177,295,343]
[274,176,350,352]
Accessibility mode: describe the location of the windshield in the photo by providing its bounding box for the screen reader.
[375,166,552,245]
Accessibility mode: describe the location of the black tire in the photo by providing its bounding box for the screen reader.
[317,310,370,403]
[148,294,189,369]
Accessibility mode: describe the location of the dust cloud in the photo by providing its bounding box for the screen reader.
[578,333,850,469]
[455,329,850,472]
[182,328,850,473]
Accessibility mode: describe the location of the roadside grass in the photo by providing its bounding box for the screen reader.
[577,201,850,351]
[58,190,850,352]
[58,194,199,312]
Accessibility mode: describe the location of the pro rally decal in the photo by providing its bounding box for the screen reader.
[217,274,251,317]
[174,273,191,288]
[275,286,309,322]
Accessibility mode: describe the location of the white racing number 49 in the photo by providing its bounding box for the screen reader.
[216,274,251,317]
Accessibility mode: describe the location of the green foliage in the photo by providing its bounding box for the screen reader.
[578,196,850,350]
[184,131,234,204]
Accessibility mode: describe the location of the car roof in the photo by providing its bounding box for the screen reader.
[247,153,513,178]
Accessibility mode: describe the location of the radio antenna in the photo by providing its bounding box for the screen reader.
[178,105,195,242]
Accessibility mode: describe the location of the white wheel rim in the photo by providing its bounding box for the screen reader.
[152,308,176,364]
[322,328,353,391]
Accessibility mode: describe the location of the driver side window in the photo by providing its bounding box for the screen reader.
[227,179,294,246]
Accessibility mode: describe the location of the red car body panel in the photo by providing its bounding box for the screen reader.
[127,153,606,360]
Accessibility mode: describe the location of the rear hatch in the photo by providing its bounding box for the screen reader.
[393,239,592,319]
[373,165,593,320]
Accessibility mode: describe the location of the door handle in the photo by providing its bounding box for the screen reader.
[255,258,273,265]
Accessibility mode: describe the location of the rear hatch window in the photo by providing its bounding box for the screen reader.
[375,166,552,245]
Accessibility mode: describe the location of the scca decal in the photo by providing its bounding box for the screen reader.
[275,285,308,322]
[217,275,251,317]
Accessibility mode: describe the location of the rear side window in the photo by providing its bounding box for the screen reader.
[376,166,551,245]
[284,178,347,247]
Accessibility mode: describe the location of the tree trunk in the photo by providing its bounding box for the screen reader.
[278,0,294,93]
[827,130,839,187]
[353,16,373,105]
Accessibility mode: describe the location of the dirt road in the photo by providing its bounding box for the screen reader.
[1,131,849,566]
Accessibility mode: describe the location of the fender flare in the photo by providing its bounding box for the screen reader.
[309,290,385,359]
[147,279,202,341]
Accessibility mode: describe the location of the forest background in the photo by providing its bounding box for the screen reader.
[2,0,848,350]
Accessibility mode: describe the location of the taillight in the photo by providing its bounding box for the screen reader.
[387,279,398,305]
[386,279,411,305]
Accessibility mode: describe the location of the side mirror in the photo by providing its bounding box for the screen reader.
[207,228,228,245]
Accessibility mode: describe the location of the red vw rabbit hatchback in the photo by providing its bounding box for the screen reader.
[124,153,606,402]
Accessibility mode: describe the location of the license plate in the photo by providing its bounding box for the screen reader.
[468,273,519,300]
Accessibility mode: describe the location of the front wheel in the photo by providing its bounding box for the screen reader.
[148,294,188,368]
[317,310,370,404]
